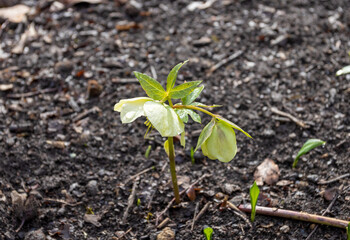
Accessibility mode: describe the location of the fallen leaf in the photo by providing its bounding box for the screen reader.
[0,4,30,23]
[186,186,196,201]
[84,213,102,227]
[254,158,280,186]
[322,187,338,201]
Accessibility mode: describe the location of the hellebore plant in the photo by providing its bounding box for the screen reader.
[114,61,251,203]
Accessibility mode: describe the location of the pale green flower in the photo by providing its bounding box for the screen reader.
[201,120,237,163]
[114,97,184,137]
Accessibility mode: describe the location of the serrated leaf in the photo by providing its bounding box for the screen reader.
[203,226,213,240]
[216,116,252,138]
[175,109,189,123]
[182,85,204,105]
[336,65,350,76]
[250,181,260,222]
[194,118,215,152]
[170,81,202,99]
[191,102,222,108]
[134,71,166,100]
[166,60,188,91]
[293,139,326,168]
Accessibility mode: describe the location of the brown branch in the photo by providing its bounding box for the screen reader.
[192,202,210,231]
[43,198,82,206]
[124,166,154,185]
[227,201,252,228]
[206,50,244,76]
[7,88,57,99]
[238,204,349,229]
[122,178,138,224]
[318,173,350,185]
[270,107,308,128]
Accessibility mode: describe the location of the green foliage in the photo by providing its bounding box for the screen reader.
[336,65,350,76]
[166,60,188,91]
[182,85,204,105]
[134,72,166,100]
[293,139,326,168]
[145,145,152,158]
[190,146,195,164]
[175,108,201,123]
[137,198,141,206]
[203,226,213,240]
[194,118,216,152]
[250,181,260,222]
[169,81,202,99]
[347,222,350,240]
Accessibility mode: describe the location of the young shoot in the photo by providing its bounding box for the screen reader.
[114,60,251,203]
[250,181,260,222]
[293,139,325,168]
[203,226,213,240]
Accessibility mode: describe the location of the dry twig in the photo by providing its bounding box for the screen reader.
[238,204,349,229]
[206,50,244,76]
[157,217,171,229]
[191,202,210,231]
[122,178,139,224]
[191,202,200,231]
[227,201,252,228]
[270,107,308,128]
[318,173,350,185]
[124,166,154,185]
[43,198,82,206]
[7,88,57,99]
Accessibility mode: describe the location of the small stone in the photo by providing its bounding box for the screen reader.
[262,128,275,137]
[54,61,74,74]
[86,180,98,195]
[306,174,319,183]
[229,195,243,206]
[193,37,212,47]
[157,227,175,240]
[24,229,46,240]
[222,183,241,195]
[279,225,290,233]
[87,80,103,98]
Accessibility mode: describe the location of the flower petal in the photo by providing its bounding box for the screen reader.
[114,97,152,123]
[143,101,184,137]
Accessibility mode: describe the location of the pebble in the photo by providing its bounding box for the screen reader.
[157,227,175,240]
[279,225,290,233]
[24,229,46,240]
[87,180,99,195]
[222,183,241,195]
[306,174,319,183]
[54,61,74,74]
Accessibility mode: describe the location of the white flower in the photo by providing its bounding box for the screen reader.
[114,97,184,137]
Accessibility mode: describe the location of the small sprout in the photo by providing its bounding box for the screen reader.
[250,181,260,222]
[145,212,153,221]
[86,207,94,215]
[137,198,141,207]
[190,146,195,164]
[347,222,350,240]
[293,139,326,168]
[336,65,350,76]
[203,226,213,240]
[144,145,152,158]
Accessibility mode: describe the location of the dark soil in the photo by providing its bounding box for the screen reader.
[0,0,349,239]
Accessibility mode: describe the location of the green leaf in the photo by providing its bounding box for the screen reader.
[293,139,326,168]
[180,131,186,148]
[134,71,166,100]
[145,145,152,158]
[169,81,202,99]
[166,60,188,91]
[190,146,195,164]
[250,181,260,222]
[336,65,350,76]
[175,109,201,124]
[203,226,213,240]
[191,102,222,108]
[164,140,169,156]
[194,118,215,152]
[347,222,350,240]
[216,116,252,138]
[182,85,204,105]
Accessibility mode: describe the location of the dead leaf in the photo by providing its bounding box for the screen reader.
[0,84,13,91]
[322,187,338,201]
[254,158,280,186]
[276,180,293,186]
[84,213,102,227]
[11,190,27,217]
[177,175,190,189]
[115,21,142,31]
[186,186,196,201]
[0,4,30,23]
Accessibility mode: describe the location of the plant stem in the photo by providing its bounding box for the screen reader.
[173,105,217,118]
[168,136,180,204]
[238,204,349,229]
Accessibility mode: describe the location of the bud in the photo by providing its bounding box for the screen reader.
[201,120,237,163]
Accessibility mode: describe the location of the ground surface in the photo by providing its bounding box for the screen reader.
[0,0,349,239]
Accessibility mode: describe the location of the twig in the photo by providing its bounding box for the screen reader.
[227,201,252,228]
[191,202,200,231]
[155,174,211,225]
[124,166,154,185]
[270,107,308,128]
[157,217,171,229]
[318,173,350,185]
[43,198,82,206]
[116,227,132,239]
[122,178,139,224]
[73,106,101,122]
[238,204,349,229]
[207,50,244,76]
[192,202,210,230]
[305,184,344,240]
[7,88,57,99]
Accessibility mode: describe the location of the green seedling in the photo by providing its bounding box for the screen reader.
[190,146,195,164]
[336,51,350,76]
[145,145,152,158]
[347,222,350,240]
[250,181,260,222]
[137,198,141,207]
[293,139,326,168]
[114,61,251,203]
[203,226,213,240]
